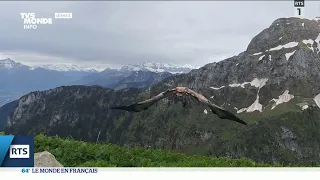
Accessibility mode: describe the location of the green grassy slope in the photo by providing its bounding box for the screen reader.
[1,133,319,167]
[34,134,269,167]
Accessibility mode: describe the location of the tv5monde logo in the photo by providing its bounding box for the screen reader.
[0,136,34,167]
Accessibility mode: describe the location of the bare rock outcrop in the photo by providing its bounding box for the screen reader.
[34,151,63,167]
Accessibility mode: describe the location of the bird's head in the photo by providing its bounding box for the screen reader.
[176,87,186,93]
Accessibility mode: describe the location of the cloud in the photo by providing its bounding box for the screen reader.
[0,1,319,68]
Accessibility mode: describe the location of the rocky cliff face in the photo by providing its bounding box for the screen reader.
[0,100,18,130]
[5,86,145,141]
[151,17,320,114]
[2,17,320,165]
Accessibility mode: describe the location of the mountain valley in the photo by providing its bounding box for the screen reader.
[0,59,193,107]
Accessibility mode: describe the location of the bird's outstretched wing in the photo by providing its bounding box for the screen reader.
[184,88,247,125]
[206,102,247,125]
[111,87,247,125]
[111,89,175,112]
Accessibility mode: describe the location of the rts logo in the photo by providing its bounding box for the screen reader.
[0,136,34,167]
[9,145,30,159]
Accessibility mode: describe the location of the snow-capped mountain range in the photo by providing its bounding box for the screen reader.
[29,64,103,72]
[0,58,96,94]
[74,62,197,88]
[0,58,198,106]
[0,58,26,69]
[120,62,198,74]
[0,58,100,72]
[0,58,197,74]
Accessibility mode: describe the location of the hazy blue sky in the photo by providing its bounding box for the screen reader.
[0,1,319,69]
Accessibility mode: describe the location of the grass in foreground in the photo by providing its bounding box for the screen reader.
[34,134,272,167]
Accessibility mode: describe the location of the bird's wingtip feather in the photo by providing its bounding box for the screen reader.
[110,106,129,110]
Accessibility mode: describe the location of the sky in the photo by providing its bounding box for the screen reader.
[0,1,319,70]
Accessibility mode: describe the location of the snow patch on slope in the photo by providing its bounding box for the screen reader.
[302,39,314,52]
[302,39,314,45]
[237,95,263,113]
[314,94,320,108]
[250,78,268,89]
[237,108,246,113]
[315,33,320,53]
[246,95,263,112]
[269,42,299,51]
[253,52,262,56]
[229,78,268,89]
[271,90,294,110]
[236,79,267,114]
[210,86,225,90]
[229,83,247,88]
[259,55,265,61]
[302,105,309,110]
[285,50,296,60]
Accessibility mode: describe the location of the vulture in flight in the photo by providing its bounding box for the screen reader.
[111,87,247,125]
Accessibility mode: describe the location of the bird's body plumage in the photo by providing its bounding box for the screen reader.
[111,87,247,125]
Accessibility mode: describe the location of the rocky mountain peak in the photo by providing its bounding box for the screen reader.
[246,17,320,55]
[150,17,320,117]
[0,58,26,69]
